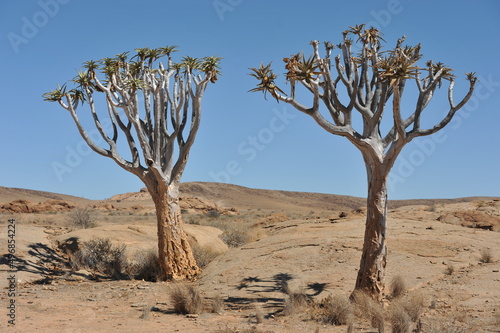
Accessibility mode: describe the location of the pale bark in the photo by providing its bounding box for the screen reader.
[254,30,476,300]
[48,50,218,281]
[145,178,200,280]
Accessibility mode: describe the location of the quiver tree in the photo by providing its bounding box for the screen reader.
[44,47,221,280]
[249,25,476,300]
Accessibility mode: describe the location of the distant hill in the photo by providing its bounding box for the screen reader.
[1,182,496,213]
[0,186,92,205]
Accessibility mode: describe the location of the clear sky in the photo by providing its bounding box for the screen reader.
[0,0,499,200]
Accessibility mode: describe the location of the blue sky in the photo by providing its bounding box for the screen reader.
[0,0,499,200]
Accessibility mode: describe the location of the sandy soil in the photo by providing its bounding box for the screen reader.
[0,184,499,332]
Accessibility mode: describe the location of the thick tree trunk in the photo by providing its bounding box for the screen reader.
[147,181,200,281]
[354,158,389,301]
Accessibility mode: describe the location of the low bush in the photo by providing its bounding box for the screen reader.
[191,243,220,268]
[210,294,224,314]
[311,294,353,326]
[389,304,411,333]
[170,285,204,315]
[128,248,161,282]
[351,290,385,332]
[72,238,126,278]
[390,275,406,298]
[479,248,493,263]
[68,207,97,229]
[283,289,309,316]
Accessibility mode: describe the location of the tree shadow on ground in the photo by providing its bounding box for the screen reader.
[225,272,329,316]
[0,241,91,284]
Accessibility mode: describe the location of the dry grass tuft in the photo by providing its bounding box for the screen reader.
[283,289,309,316]
[479,248,493,263]
[140,304,151,320]
[445,262,455,275]
[127,248,161,282]
[253,303,265,324]
[210,294,224,314]
[310,294,353,326]
[400,292,424,322]
[390,275,406,298]
[170,285,204,315]
[191,243,221,268]
[389,303,411,333]
[68,206,97,229]
[351,290,385,332]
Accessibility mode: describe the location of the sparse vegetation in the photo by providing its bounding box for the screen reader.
[210,294,224,314]
[351,290,385,332]
[68,207,97,229]
[389,304,411,333]
[283,289,310,316]
[390,275,406,298]
[191,243,221,268]
[186,213,253,247]
[479,248,493,263]
[140,304,151,320]
[71,238,126,278]
[206,209,222,218]
[170,285,204,315]
[400,292,424,323]
[445,262,455,275]
[128,248,161,282]
[310,294,353,326]
[253,303,265,324]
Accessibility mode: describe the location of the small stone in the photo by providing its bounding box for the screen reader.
[131,303,147,308]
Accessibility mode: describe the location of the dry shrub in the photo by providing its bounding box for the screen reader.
[351,290,385,332]
[445,262,455,275]
[399,292,424,322]
[140,304,151,320]
[206,209,221,218]
[72,238,126,278]
[191,243,220,268]
[389,304,410,333]
[390,275,406,298]
[187,214,252,247]
[128,248,161,282]
[283,289,309,316]
[388,292,424,332]
[311,294,353,326]
[253,303,264,324]
[220,227,251,247]
[170,285,203,315]
[68,207,97,228]
[479,248,493,263]
[210,294,224,314]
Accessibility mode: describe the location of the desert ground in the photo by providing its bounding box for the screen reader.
[0,182,499,332]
